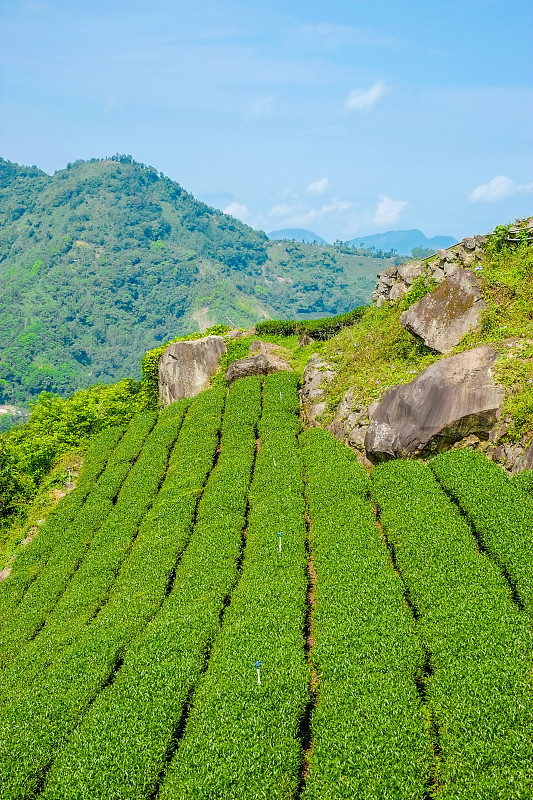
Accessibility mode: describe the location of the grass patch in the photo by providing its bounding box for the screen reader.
[455,231,533,442]
[320,303,440,422]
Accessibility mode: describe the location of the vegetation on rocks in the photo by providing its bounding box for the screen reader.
[298,219,533,449]
[454,227,533,441]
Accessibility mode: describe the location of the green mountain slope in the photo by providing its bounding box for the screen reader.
[0,156,399,403]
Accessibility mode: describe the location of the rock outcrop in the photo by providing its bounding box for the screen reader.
[225,352,290,384]
[400,269,486,353]
[512,442,533,475]
[158,335,226,406]
[326,390,377,466]
[373,234,488,307]
[365,345,504,462]
[483,413,533,475]
[298,332,314,347]
[300,355,336,425]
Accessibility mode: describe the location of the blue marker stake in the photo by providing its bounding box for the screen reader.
[278,531,283,553]
[254,660,262,685]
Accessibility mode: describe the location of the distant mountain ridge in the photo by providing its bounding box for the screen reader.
[349,229,456,256]
[268,229,326,244]
[268,227,457,255]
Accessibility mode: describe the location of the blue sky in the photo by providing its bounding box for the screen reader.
[2,0,532,242]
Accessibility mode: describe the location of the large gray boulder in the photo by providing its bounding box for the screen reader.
[365,345,504,462]
[158,335,226,406]
[225,352,290,385]
[400,269,486,354]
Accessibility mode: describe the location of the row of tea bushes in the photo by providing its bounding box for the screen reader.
[430,449,533,615]
[511,468,533,495]
[74,424,125,489]
[0,402,190,706]
[300,428,432,800]
[159,373,309,800]
[255,307,365,340]
[0,391,226,799]
[372,460,533,800]
[40,379,261,799]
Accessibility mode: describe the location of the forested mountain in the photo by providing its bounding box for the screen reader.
[0,156,401,403]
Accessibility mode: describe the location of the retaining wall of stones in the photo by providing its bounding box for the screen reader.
[372,235,488,306]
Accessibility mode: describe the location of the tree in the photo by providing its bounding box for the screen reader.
[411,246,434,259]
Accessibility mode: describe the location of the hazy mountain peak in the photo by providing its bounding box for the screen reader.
[268,229,326,244]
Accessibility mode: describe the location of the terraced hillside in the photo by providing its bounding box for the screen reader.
[1,374,532,799]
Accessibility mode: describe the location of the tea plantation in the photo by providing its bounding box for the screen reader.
[0,373,532,799]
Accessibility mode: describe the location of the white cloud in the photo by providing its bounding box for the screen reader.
[280,187,298,199]
[321,199,353,214]
[469,175,533,203]
[245,96,275,121]
[307,177,329,195]
[345,80,387,111]
[372,195,408,227]
[269,203,302,218]
[265,198,353,231]
[223,202,250,221]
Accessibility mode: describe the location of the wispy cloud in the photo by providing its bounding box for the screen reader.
[345,79,387,111]
[269,203,303,219]
[223,202,250,221]
[297,23,397,49]
[306,177,329,195]
[265,198,353,231]
[245,96,275,121]
[372,194,408,226]
[321,199,353,214]
[469,175,533,203]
